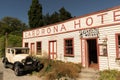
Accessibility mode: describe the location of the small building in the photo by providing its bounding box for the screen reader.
[23,6,120,70]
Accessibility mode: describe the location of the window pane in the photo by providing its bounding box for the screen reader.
[64,39,73,56]
[37,42,41,55]
[25,43,28,47]
[7,49,10,53]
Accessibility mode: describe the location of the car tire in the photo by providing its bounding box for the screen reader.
[3,59,8,68]
[36,63,44,72]
[14,66,21,76]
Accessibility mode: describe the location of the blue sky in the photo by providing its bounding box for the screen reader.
[0,0,120,25]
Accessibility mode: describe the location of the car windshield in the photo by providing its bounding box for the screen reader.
[16,49,29,54]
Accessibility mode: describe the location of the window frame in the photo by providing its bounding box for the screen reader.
[7,49,10,53]
[116,34,120,58]
[64,38,74,57]
[25,42,28,47]
[36,41,42,55]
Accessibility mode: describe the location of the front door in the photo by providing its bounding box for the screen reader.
[87,39,98,69]
[49,41,57,59]
[31,43,35,55]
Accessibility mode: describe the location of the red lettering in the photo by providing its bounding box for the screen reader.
[86,17,93,26]
[28,32,31,37]
[32,31,35,37]
[74,20,81,29]
[97,13,108,24]
[36,29,40,36]
[60,24,66,31]
[41,29,45,34]
[113,10,120,21]
[47,28,51,33]
[53,26,58,33]
[25,32,28,38]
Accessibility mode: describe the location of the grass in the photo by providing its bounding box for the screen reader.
[98,70,120,80]
[31,57,120,80]
[35,57,82,80]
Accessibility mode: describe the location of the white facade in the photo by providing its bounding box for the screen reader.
[23,6,120,70]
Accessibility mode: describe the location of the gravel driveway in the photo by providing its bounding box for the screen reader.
[0,59,43,80]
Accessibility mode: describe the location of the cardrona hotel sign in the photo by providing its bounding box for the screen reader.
[23,8,120,39]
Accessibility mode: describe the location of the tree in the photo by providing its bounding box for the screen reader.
[43,7,72,25]
[0,16,28,36]
[8,34,22,47]
[0,22,10,36]
[43,12,60,25]
[28,0,73,27]
[0,34,22,57]
[0,16,28,57]
[28,0,43,28]
[43,13,51,25]
[59,7,72,21]
[49,11,60,24]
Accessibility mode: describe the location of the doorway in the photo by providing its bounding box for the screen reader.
[31,43,35,55]
[87,39,98,69]
[49,41,57,59]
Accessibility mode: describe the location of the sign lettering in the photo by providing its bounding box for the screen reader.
[23,8,120,38]
[79,28,99,38]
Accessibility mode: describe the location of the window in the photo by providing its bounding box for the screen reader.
[37,42,42,55]
[16,49,29,54]
[64,38,74,57]
[25,43,28,47]
[116,35,120,58]
[7,49,10,53]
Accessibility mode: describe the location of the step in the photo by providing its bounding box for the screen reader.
[80,72,99,78]
[79,68,99,80]
[81,68,99,73]
[76,77,97,80]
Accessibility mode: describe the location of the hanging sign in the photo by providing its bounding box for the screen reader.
[79,28,99,38]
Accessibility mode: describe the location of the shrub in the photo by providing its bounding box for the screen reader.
[37,57,82,80]
[99,70,120,80]
[116,72,120,80]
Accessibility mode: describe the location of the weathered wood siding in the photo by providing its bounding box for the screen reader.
[23,6,120,70]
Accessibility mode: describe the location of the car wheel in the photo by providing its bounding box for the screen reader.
[14,66,21,76]
[36,63,44,72]
[3,61,8,68]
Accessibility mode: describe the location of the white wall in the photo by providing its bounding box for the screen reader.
[23,6,120,70]
[99,25,120,70]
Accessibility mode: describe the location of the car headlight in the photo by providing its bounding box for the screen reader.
[21,59,25,63]
[32,57,37,61]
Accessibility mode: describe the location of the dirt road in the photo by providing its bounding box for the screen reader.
[0,59,42,80]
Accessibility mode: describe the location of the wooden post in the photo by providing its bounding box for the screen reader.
[5,32,8,53]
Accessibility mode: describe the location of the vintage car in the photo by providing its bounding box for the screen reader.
[2,47,43,76]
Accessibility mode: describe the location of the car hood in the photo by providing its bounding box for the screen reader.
[13,54,29,62]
